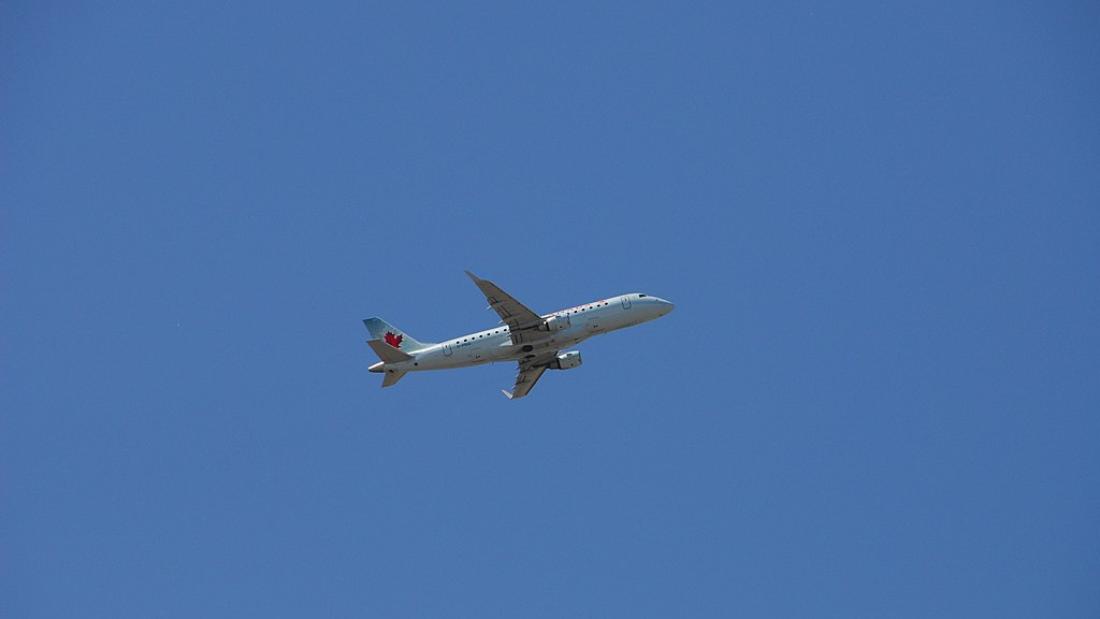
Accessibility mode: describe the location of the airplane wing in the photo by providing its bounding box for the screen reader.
[502,352,557,400]
[464,271,546,341]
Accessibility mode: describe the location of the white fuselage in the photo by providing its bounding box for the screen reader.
[373,293,673,374]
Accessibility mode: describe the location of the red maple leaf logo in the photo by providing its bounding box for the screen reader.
[384,331,403,348]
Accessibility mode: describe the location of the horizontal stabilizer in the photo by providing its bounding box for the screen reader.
[382,370,406,388]
[367,339,413,364]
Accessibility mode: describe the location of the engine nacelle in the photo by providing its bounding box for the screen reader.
[541,314,571,332]
[550,350,582,370]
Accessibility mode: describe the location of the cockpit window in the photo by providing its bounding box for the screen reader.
[639,294,647,297]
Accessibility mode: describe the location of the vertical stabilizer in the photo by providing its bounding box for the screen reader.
[362,317,430,352]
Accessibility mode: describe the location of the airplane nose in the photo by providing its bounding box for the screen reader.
[658,298,674,315]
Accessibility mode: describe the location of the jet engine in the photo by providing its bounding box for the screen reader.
[541,314,571,332]
[549,350,582,370]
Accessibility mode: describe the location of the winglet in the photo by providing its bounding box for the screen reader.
[466,271,495,312]
[501,389,514,400]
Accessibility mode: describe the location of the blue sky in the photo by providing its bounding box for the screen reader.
[3,1,1099,617]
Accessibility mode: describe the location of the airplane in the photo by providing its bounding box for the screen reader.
[363,271,674,399]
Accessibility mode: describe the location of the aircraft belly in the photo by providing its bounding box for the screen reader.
[413,324,594,371]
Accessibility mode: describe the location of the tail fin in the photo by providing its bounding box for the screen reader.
[362,317,430,351]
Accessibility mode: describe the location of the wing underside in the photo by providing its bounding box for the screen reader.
[502,352,558,399]
[464,271,547,343]
[462,271,561,399]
